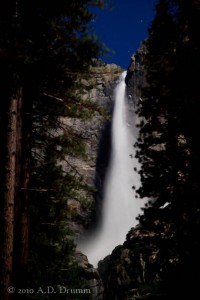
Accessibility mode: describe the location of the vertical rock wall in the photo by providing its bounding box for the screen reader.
[125,44,146,106]
[65,62,123,240]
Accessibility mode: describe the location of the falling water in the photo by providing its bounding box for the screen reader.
[77,71,143,267]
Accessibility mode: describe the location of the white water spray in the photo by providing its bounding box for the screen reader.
[77,71,144,267]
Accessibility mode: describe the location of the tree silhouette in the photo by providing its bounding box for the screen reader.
[136,0,200,297]
[0,1,106,299]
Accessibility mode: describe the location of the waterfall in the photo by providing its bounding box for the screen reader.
[77,71,143,267]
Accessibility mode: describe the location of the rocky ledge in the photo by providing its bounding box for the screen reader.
[76,251,104,299]
[98,215,176,300]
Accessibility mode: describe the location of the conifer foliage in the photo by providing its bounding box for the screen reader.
[0,1,106,299]
[136,0,200,297]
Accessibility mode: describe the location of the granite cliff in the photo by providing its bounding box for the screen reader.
[125,44,146,106]
[96,46,182,300]
[64,62,123,299]
[67,48,173,300]
[64,61,123,241]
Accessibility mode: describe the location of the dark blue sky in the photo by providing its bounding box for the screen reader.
[91,0,157,69]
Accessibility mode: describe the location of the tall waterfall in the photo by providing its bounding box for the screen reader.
[78,71,143,267]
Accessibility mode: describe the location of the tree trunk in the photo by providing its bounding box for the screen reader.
[0,93,18,300]
[4,86,33,295]
[13,89,31,288]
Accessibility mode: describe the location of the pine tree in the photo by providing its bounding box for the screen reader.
[0,1,107,298]
[135,0,200,297]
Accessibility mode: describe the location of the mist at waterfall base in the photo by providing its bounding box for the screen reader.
[77,72,144,267]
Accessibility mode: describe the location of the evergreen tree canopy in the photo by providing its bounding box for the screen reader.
[135,0,200,297]
[0,1,107,299]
